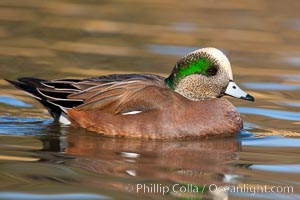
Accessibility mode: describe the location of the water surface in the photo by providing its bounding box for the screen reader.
[0,0,299,200]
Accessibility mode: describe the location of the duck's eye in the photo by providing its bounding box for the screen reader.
[206,65,218,76]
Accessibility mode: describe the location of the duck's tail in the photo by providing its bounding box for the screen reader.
[5,77,83,123]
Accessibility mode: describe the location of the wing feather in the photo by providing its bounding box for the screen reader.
[8,74,166,116]
[69,74,166,114]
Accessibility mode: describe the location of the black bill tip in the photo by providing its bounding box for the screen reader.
[241,94,255,102]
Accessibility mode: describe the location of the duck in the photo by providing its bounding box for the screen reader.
[6,47,254,139]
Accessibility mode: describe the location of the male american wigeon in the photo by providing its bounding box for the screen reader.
[6,47,254,139]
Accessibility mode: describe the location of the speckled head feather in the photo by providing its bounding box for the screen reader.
[165,47,233,101]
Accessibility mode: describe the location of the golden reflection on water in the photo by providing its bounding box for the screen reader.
[0,135,41,161]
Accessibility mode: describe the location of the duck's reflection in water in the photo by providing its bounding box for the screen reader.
[63,131,241,184]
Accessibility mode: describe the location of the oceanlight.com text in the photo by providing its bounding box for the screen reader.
[124,183,294,196]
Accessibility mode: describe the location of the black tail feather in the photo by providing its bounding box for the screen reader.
[5,78,82,121]
[5,79,43,100]
[18,77,47,86]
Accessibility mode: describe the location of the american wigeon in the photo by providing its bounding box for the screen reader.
[6,47,254,139]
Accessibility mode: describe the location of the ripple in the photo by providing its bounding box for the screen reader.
[243,83,300,90]
[242,122,260,130]
[287,18,300,30]
[0,116,52,135]
[170,22,197,33]
[146,44,198,56]
[274,101,300,107]
[283,56,300,67]
[279,74,300,81]
[232,192,299,200]
[0,193,109,200]
[238,107,300,121]
[0,96,32,107]
[249,164,300,173]
[242,136,300,147]
[0,116,48,124]
[146,44,228,56]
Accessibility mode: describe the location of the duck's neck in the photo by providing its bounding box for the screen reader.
[164,76,175,90]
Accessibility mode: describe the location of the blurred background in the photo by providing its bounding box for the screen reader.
[0,0,299,200]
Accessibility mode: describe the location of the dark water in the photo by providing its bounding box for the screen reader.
[0,1,300,199]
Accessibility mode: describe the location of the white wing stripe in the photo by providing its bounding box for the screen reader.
[121,111,143,115]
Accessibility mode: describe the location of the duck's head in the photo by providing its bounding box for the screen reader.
[165,47,254,101]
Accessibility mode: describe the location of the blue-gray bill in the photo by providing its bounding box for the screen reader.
[224,81,255,102]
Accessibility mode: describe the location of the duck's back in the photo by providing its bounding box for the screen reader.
[6,74,166,121]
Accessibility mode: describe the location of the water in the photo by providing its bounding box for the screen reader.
[0,0,299,199]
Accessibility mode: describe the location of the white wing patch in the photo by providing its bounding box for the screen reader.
[126,170,137,176]
[121,111,143,115]
[59,113,71,125]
